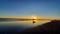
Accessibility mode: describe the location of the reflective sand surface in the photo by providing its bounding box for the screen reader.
[0,21,50,32]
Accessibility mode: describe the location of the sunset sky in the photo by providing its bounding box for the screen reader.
[0,0,60,19]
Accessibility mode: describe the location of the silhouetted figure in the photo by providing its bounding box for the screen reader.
[33,21,35,24]
[33,19,36,24]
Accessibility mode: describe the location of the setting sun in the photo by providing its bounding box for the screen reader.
[31,16,39,19]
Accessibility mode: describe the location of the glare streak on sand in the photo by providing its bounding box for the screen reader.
[0,21,50,27]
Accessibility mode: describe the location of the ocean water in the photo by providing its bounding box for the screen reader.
[0,21,49,33]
